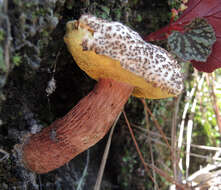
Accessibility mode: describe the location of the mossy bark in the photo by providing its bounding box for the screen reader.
[0,0,172,189]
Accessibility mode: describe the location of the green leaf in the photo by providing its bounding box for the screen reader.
[168,18,216,62]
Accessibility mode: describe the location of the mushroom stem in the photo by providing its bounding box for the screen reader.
[22,78,133,174]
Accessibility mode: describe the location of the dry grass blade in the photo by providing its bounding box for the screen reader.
[77,149,90,190]
[0,149,9,162]
[135,127,221,161]
[122,111,154,183]
[171,96,182,182]
[178,70,198,157]
[151,166,188,190]
[93,113,120,190]
[134,124,221,152]
[140,99,172,152]
[187,162,221,189]
[186,73,205,179]
[189,153,221,161]
[123,111,187,190]
[142,100,158,190]
[207,73,221,134]
[190,144,221,151]
[141,98,179,179]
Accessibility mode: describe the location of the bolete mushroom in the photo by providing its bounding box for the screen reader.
[21,14,183,174]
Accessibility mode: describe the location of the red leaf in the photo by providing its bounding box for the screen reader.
[144,0,221,72]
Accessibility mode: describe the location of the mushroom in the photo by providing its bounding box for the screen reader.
[21,14,183,174]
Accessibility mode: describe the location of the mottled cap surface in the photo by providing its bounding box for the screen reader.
[64,14,184,99]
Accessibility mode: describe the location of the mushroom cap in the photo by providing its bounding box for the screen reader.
[64,14,183,99]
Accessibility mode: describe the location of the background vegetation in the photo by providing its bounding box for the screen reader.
[0,0,220,189]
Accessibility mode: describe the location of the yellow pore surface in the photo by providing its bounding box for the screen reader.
[64,21,174,99]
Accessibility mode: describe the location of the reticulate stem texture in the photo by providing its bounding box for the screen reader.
[22,78,133,174]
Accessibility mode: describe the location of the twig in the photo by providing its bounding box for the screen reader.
[123,111,158,189]
[192,174,220,189]
[190,144,221,152]
[171,95,182,182]
[140,99,182,185]
[213,149,221,159]
[123,111,186,190]
[136,129,221,162]
[133,124,221,152]
[142,100,158,190]
[151,165,187,190]
[189,153,221,161]
[186,73,205,180]
[134,127,221,164]
[140,99,172,155]
[156,159,172,174]
[207,73,221,134]
[93,113,120,190]
[187,162,221,182]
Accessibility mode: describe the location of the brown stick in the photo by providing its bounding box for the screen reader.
[22,78,133,174]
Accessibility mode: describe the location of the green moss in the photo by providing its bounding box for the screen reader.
[0,47,6,72]
[113,8,122,20]
[136,14,142,22]
[12,54,22,66]
[168,0,181,9]
[0,29,4,42]
[66,0,75,10]
[100,5,110,15]
[12,0,21,6]
[120,150,137,188]
[128,0,139,7]
[34,7,48,16]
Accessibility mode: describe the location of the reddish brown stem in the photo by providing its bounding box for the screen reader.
[22,78,133,174]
